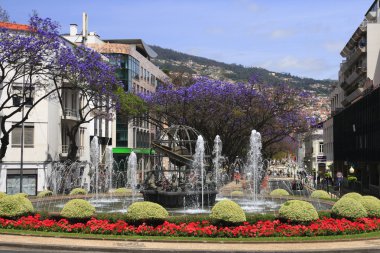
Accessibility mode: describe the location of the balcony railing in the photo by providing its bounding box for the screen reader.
[340,46,366,74]
[63,108,79,118]
[60,145,84,157]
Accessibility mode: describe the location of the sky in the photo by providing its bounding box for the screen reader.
[0,0,375,80]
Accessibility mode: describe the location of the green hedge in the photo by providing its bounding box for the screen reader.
[270,189,289,196]
[127,201,168,221]
[0,192,6,199]
[69,188,87,195]
[231,191,244,197]
[359,196,380,217]
[279,200,318,223]
[310,190,331,199]
[14,193,28,198]
[113,188,132,195]
[37,190,53,198]
[341,192,362,201]
[60,199,95,219]
[0,195,34,218]
[210,199,246,223]
[332,197,367,219]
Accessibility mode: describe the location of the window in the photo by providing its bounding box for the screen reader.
[11,124,34,148]
[319,142,323,153]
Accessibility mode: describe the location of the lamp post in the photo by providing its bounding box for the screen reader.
[349,166,355,174]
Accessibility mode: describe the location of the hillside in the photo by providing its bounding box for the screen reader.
[150,45,336,96]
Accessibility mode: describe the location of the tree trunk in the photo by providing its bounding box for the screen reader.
[0,134,9,161]
[67,126,79,162]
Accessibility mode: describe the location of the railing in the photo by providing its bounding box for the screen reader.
[63,108,79,118]
[60,145,84,157]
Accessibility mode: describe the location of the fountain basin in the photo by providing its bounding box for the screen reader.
[141,190,218,208]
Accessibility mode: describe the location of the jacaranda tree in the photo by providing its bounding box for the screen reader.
[142,77,310,159]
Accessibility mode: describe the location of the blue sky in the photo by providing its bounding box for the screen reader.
[0,0,374,80]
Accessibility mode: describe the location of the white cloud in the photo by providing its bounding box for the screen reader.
[258,56,330,76]
[270,29,295,39]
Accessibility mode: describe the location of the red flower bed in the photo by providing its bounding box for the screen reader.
[0,215,379,238]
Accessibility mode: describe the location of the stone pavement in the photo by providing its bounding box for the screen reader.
[0,234,380,252]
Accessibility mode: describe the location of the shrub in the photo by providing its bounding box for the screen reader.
[69,188,87,195]
[60,199,95,219]
[127,201,168,221]
[332,197,367,219]
[14,193,28,198]
[270,189,289,196]
[0,195,34,217]
[311,190,331,199]
[0,192,6,199]
[279,200,318,223]
[231,191,244,197]
[37,190,53,198]
[347,176,357,182]
[341,192,362,201]
[210,199,246,223]
[113,188,132,195]
[359,197,380,217]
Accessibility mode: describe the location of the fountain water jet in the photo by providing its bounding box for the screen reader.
[127,152,137,201]
[193,135,205,209]
[90,136,99,198]
[212,135,222,188]
[246,130,262,202]
[105,146,113,190]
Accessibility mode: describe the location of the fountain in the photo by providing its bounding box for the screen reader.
[90,136,100,198]
[246,130,262,202]
[140,125,217,208]
[105,146,113,191]
[212,135,222,189]
[127,152,137,201]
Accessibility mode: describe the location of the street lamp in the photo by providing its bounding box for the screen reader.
[349,166,355,174]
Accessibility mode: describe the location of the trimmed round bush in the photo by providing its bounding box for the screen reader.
[332,197,367,219]
[127,201,168,221]
[231,191,244,197]
[341,192,362,201]
[270,189,289,196]
[311,190,331,199]
[0,195,34,217]
[279,200,318,223]
[114,188,132,195]
[359,197,380,217]
[210,199,246,223]
[0,192,6,199]
[14,193,28,198]
[69,188,87,195]
[37,190,53,198]
[60,199,95,219]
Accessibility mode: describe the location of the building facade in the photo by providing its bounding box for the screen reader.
[333,0,380,197]
[63,14,168,183]
[303,124,325,186]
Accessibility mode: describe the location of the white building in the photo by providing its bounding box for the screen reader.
[63,13,168,183]
[0,21,100,195]
[303,124,325,184]
[339,0,380,107]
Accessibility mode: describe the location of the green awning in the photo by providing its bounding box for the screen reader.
[112,147,155,155]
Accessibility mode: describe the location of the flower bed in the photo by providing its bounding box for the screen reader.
[0,215,379,238]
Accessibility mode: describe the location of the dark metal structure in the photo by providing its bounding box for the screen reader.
[141,125,218,208]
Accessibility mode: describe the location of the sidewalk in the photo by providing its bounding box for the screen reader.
[0,234,380,252]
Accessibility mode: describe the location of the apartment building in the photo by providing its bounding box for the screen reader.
[303,123,325,185]
[333,0,380,196]
[63,14,168,182]
[0,22,94,195]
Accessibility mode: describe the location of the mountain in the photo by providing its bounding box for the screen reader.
[150,45,336,96]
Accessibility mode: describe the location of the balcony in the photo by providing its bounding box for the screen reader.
[340,46,366,74]
[341,88,365,107]
[62,108,79,121]
[60,145,84,158]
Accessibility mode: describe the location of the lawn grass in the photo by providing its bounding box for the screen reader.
[0,228,379,243]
